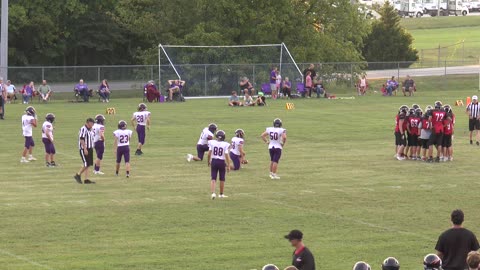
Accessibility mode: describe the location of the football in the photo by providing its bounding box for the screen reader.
[241,160,249,164]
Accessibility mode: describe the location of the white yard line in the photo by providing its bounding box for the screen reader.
[0,248,54,270]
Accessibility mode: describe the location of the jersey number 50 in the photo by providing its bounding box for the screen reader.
[269,132,278,140]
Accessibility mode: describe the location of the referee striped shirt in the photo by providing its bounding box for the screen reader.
[467,102,480,118]
[78,125,94,149]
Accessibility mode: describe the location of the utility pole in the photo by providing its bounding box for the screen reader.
[0,0,8,80]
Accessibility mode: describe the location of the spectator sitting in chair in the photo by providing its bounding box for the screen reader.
[23,81,35,104]
[239,77,255,96]
[98,79,110,103]
[144,80,160,103]
[402,75,416,97]
[228,91,242,106]
[386,76,399,96]
[75,79,90,102]
[37,80,52,102]
[315,79,326,98]
[244,93,254,106]
[5,80,16,103]
[255,92,267,106]
[282,77,292,99]
[167,79,185,102]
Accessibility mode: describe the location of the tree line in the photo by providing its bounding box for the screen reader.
[7,0,417,66]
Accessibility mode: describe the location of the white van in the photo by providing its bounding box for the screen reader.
[422,0,448,14]
[448,0,469,15]
[399,0,424,16]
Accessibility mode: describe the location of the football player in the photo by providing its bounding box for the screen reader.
[262,265,279,270]
[419,106,433,161]
[443,108,454,161]
[428,101,446,162]
[423,254,442,270]
[93,114,106,174]
[404,107,415,159]
[113,120,133,178]
[407,107,421,160]
[21,106,37,163]
[230,129,246,170]
[207,130,231,199]
[394,105,408,161]
[187,123,217,162]
[42,113,56,167]
[353,261,371,270]
[131,103,151,155]
[444,104,455,160]
[261,118,287,179]
[382,257,400,270]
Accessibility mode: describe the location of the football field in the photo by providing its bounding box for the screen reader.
[1,87,480,269]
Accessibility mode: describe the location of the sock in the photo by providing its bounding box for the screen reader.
[94,165,99,171]
[115,170,119,175]
[126,171,130,175]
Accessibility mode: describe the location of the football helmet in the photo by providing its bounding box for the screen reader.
[118,120,127,129]
[95,114,106,125]
[353,261,371,270]
[434,101,443,109]
[425,105,433,112]
[273,118,283,127]
[216,130,226,141]
[208,123,218,134]
[408,108,415,116]
[415,108,423,117]
[399,105,409,112]
[138,103,147,111]
[45,113,55,123]
[423,254,441,270]
[262,264,279,270]
[382,257,400,270]
[25,106,36,116]
[412,104,420,110]
[235,129,245,138]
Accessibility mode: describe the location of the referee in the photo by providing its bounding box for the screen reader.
[74,118,95,184]
[467,95,480,145]
[284,230,315,270]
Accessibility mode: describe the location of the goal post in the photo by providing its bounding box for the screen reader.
[158,43,303,96]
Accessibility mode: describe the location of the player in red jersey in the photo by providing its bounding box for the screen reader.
[419,106,432,161]
[443,104,455,160]
[407,108,421,160]
[394,105,408,160]
[428,101,446,162]
[443,107,454,161]
[404,108,415,159]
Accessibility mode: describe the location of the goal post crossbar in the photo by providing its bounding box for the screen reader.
[159,44,282,49]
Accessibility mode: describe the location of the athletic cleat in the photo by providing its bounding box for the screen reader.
[219,194,228,198]
[272,175,281,180]
[126,174,130,178]
[211,193,216,200]
[20,158,29,163]
[46,162,51,167]
[74,174,82,184]
[27,156,37,161]
[94,171,105,175]
[426,158,434,163]
[187,154,193,162]
[84,179,96,184]
[50,162,56,167]
[269,174,275,179]
[396,155,405,161]
[477,141,479,146]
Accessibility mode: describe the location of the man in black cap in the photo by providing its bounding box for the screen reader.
[285,230,315,270]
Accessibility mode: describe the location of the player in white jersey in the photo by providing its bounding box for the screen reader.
[113,120,133,178]
[187,123,217,162]
[42,113,56,167]
[93,114,106,174]
[261,118,287,179]
[207,130,231,199]
[21,106,38,163]
[131,103,151,155]
[230,129,247,170]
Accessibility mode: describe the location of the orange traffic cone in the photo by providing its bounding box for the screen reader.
[467,96,471,106]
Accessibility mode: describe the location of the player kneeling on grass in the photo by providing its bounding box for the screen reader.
[42,113,56,167]
[187,123,217,162]
[382,257,400,270]
[230,129,247,170]
[21,106,37,163]
[443,109,454,161]
[114,120,133,178]
[131,103,151,156]
[93,114,106,174]
[208,130,231,199]
[261,118,287,179]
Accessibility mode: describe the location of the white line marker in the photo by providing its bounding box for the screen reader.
[0,248,54,270]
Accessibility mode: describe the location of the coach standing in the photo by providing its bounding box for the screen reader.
[435,209,479,270]
[285,230,315,270]
[74,118,95,184]
[467,95,480,145]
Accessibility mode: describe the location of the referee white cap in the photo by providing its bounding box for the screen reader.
[473,95,478,100]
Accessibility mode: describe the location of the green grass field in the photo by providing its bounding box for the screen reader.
[1,85,480,270]
[401,16,480,63]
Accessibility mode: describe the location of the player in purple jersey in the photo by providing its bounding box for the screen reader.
[207,130,231,199]
[113,120,133,178]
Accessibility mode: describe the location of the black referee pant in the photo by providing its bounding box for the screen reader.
[0,97,4,119]
[79,148,94,167]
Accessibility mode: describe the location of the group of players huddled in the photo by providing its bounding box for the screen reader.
[395,101,454,162]
[186,118,287,200]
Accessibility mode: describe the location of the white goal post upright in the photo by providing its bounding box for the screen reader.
[158,43,303,95]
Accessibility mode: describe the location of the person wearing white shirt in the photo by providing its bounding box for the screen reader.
[113,120,133,178]
[20,106,38,163]
[207,130,231,200]
[261,118,287,179]
[5,80,16,104]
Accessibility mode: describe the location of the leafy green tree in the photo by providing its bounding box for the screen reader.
[362,1,418,63]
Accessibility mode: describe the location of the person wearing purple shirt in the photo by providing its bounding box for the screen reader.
[386,76,399,96]
[270,67,277,94]
[167,79,185,102]
[98,79,110,103]
[281,77,292,99]
[23,81,35,104]
[75,79,90,102]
